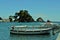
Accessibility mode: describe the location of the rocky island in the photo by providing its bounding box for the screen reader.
[9,10,35,22]
[0,10,45,22]
[36,17,45,22]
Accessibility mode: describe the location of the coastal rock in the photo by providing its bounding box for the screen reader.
[9,16,13,22]
[0,17,3,22]
[0,17,2,20]
[14,10,35,22]
[36,17,45,22]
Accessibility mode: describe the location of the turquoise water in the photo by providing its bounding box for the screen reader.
[0,22,60,40]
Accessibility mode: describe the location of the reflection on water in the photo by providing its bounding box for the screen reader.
[10,34,50,40]
[10,33,59,40]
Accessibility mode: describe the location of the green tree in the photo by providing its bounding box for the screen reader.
[14,10,35,22]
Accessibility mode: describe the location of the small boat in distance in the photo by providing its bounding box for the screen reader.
[10,25,53,35]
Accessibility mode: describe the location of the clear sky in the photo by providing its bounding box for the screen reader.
[0,0,60,21]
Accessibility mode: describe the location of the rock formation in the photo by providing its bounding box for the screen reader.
[0,17,2,20]
[14,10,35,22]
[36,17,45,22]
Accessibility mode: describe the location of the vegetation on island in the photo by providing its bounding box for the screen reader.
[9,10,35,22]
[0,10,45,22]
[14,10,35,22]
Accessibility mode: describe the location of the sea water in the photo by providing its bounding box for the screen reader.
[0,22,60,40]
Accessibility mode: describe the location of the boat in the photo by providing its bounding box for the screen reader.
[10,25,53,35]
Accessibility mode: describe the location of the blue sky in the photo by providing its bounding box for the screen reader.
[0,0,60,21]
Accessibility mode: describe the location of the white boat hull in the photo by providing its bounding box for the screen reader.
[10,25,53,35]
[10,30,51,35]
